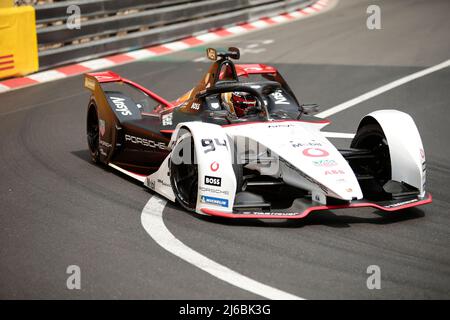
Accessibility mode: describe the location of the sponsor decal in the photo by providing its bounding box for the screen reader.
[420,148,425,161]
[204,175,221,186]
[290,140,322,148]
[162,113,173,126]
[210,161,219,172]
[149,179,156,190]
[125,134,166,150]
[210,102,220,110]
[271,90,290,105]
[268,124,294,128]
[99,119,105,137]
[95,75,113,81]
[280,157,330,194]
[325,169,345,175]
[201,138,227,153]
[384,199,418,208]
[84,77,96,91]
[99,140,112,148]
[312,159,337,167]
[110,97,132,116]
[302,148,330,157]
[191,102,201,110]
[199,186,229,195]
[207,48,217,61]
[200,195,228,207]
[345,188,353,193]
[243,211,299,217]
[157,178,171,188]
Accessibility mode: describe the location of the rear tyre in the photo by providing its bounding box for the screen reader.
[87,103,100,163]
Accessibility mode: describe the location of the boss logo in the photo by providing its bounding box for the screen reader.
[204,175,221,186]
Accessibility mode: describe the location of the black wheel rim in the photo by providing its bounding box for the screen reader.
[359,133,391,184]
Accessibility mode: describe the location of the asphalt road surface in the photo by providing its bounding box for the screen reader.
[1,0,449,299]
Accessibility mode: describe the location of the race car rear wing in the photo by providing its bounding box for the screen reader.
[84,71,173,108]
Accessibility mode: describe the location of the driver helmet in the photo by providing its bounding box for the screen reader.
[226,91,257,117]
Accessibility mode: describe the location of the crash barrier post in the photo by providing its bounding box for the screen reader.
[0,4,39,79]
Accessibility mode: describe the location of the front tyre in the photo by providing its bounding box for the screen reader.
[351,122,391,188]
[170,132,198,212]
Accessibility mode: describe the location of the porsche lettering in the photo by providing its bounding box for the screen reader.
[125,134,166,150]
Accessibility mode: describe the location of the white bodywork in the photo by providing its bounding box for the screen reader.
[139,109,427,215]
[361,110,426,196]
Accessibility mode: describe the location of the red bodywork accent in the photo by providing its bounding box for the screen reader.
[123,78,174,109]
[88,71,122,83]
[87,71,174,109]
[200,194,432,219]
[235,64,277,77]
[58,64,90,75]
[1,77,38,88]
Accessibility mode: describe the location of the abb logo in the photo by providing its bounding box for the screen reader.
[325,169,345,175]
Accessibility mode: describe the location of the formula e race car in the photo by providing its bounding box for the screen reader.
[84,47,431,219]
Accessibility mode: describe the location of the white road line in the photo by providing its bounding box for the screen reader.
[250,20,269,28]
[126,49,156,60]
[196,32,220,42]
[141,196,303,300]
[271,15,289,23]
[163,41,190,51]
[225,26,248,34]
[79,58,115,70]
[0,84,10,92]
[27,70,66,82]
[316,59,450,118]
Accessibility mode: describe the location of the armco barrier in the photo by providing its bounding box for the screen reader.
[0,5,39,78]
[35,0,313,70]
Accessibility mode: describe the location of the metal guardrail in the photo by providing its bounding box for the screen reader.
[36,0,313,69]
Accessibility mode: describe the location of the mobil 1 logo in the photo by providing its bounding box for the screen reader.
[205,175,221,187]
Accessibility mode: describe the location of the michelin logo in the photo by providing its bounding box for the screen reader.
[200,195,228,208]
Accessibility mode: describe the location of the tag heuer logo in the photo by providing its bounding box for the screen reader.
[207,48,217,61]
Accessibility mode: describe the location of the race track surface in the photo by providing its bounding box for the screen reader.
[1,0,449,299]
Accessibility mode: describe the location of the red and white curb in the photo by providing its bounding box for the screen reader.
[0,0,331,94]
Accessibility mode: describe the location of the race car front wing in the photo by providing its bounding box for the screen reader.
[200,193,432,219]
